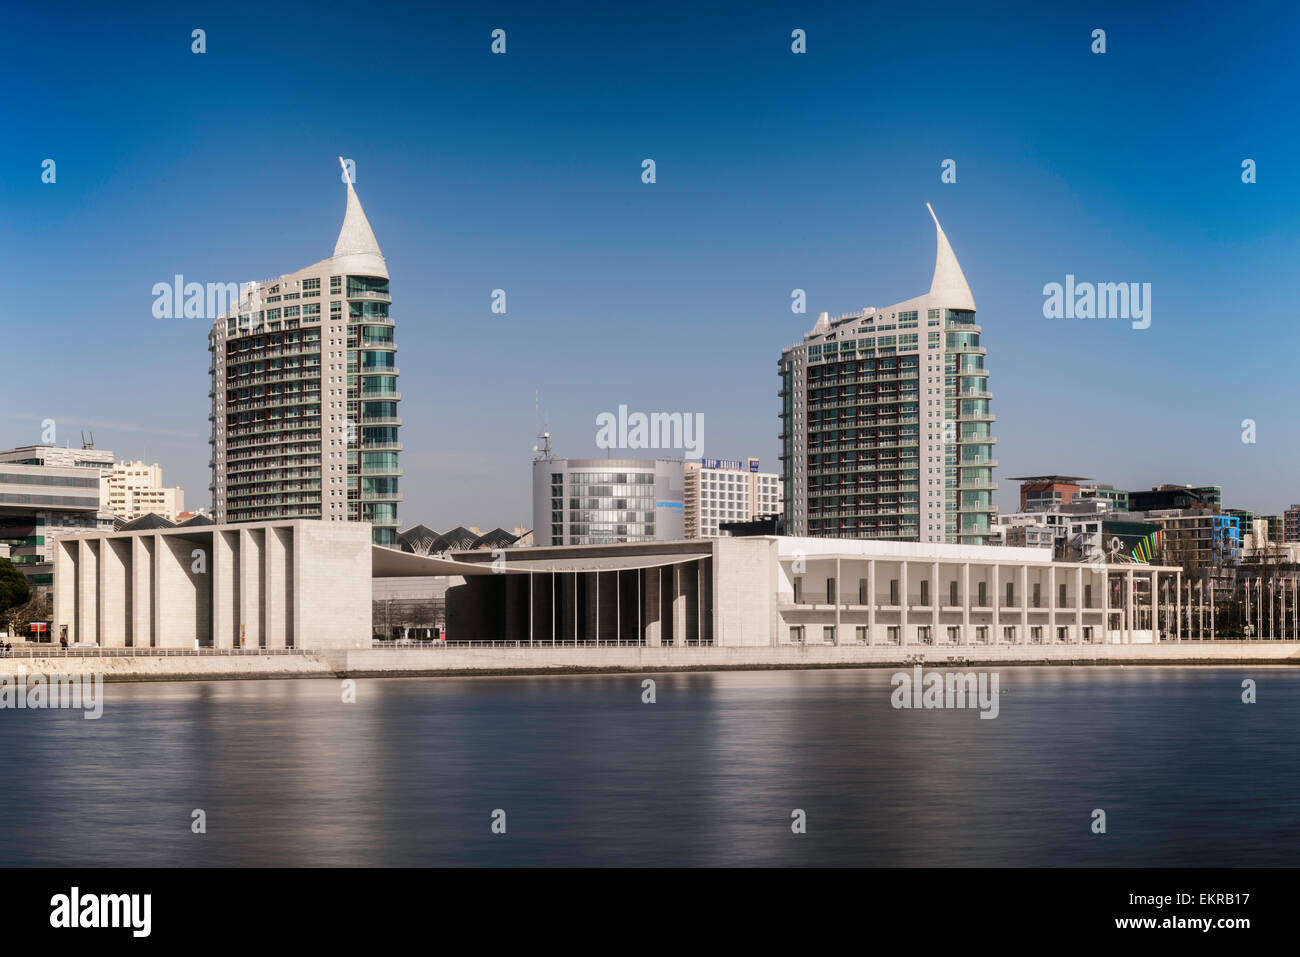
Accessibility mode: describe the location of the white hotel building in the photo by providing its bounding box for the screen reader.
[684,457,783,538]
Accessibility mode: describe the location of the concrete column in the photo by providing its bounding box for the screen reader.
[834,557,841,645]
[1075,565,1083,643]
[53,539,76,643]
[931,560,940,642]
[1103,569,1111,643]
[900,561,909,645]
[102,539,129,648]
[672,564,687,646]
[1125,568,1134,643]
[239,527,263,648]
[867,558,876,645]
[265,526,286,649]
[1049,564,1057,643]
[131,535,153,648]
[992,564,1000,644]
[962,562,970,644]
[1019,564,1028,643]
[77,539,98,646]
[1175,569,1181,641]
[212,530,235,650]
[644,567,661,647]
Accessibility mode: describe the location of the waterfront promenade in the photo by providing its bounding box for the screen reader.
[3,639,1300,681]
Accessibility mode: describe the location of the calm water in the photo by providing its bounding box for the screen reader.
[2,667,1296,866]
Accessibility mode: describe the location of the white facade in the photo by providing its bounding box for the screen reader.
[53,520,371,649]
[102,460,185,521]
[684,457,782,538]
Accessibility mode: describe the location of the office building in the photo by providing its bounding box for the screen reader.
[531,457,684,546]
[683,457,783,538]
[1009,475,1089,512]
[209,159,401,545]
[1128,485,1221,512]
[778,205,995,545]
[0,444,116,592]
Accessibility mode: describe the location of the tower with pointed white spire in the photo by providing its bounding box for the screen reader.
[778,206,995,545]
[208,162,401,545]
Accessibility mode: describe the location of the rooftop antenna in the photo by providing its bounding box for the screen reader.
[532,388,552,461]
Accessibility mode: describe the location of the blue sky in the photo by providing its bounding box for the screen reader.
[4,0,1300,528]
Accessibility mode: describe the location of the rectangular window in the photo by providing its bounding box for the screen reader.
[790,626,805,644]
[1003,626,1016,643]
[1057,626,1069,642]
[855,625,868,643]
[890,579,899,605]
[918,625,931,644]
[1031,626,1043,643]
[858,578,868,605]
[920,580,930,606]
[949,581,958,606]
[1033,583,1042,608]
[978,581,987,606]
[975,625,988,644]
[793,577,803,604]
[827,578,836,604]
[1084,583,1093,608]
[823,626,836,644]
[887,625,900,645]
[1058,583,1067,606]
[1006,582,1015,607]
[947,626,960,643]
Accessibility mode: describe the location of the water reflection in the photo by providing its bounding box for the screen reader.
[0,667,1294,866]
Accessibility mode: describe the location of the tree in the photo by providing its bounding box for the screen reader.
[3,592,52,640]
[0,557,30,615]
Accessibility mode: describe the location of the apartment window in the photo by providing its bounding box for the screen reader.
[1003,625,1017,643]
[855,625,868,644]
[1032,583,1042,608]
[887,625,900,644]
[1057,626,1069,642]
[975,625,988,644]
[918,625,931,645]
[947,626,960,643]
[1083,626,1094,642]
[330,276,342,294]
[1031,626,1043,644]
[790,626,805,644]
[823,626,836,644]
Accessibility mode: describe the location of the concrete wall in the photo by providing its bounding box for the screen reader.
[53,520,371,650]
[16,641,1300,683]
